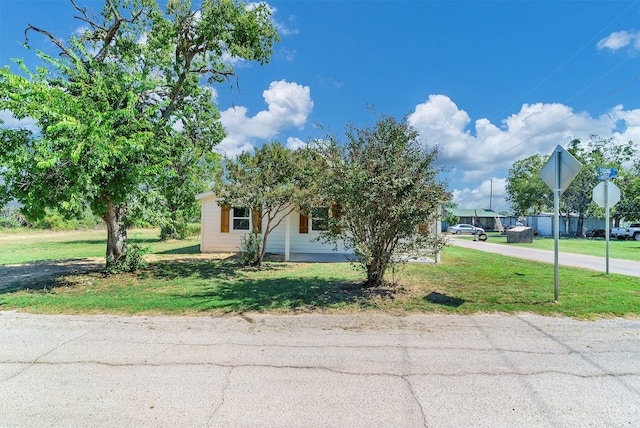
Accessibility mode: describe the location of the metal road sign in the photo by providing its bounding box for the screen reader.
[540,145,582,194]
[540,145,583,302]
[592,180,620,275]
[593,181,621,207]
[598,167,618,180]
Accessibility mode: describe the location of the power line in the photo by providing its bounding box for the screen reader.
[501,71,640,155]
[498,0,638,121]
[493,1,640,154]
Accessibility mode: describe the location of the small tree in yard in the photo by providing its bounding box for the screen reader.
[218,142,311,267]
[314,114,450,287]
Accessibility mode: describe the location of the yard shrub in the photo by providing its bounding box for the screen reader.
[239,232,260,266]
[104,244,150,274]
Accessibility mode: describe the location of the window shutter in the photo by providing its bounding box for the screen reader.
[331,203,341,233]
[220,205,230,233]
[331,203,341,218]
[418,223,428,235]
[299,213,309,234]
[252,208,262,233]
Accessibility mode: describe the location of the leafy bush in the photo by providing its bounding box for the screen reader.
[33,208,101,230]
[104,244,150,274]
[159,221,201,241]
[0,207,30,229]
[0,216,21,229]
[239,232,260,266]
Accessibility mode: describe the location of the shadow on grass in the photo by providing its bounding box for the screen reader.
[1,257,394,312]
[56,238,160,246]
[169,276,387,311]
[144,258,390,311]
[156,245,201,255]
[424,292,465,307]
[0,259,105,294]
[141,258,244,280]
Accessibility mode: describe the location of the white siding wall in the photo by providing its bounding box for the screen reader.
[199,195,245,252]
[199,196,347,254]
[289,210,347,254]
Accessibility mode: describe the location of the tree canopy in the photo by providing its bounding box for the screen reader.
[506,136,639,232]
[217,142,312,266]
[313,114,450,287]
[505,154,552,217]
[0,0,279,269]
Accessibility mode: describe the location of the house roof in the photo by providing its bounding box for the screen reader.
[448,208,503,218]
[195,190,215,201]
[449,208,476,218]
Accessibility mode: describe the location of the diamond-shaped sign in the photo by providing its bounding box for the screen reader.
[540,145,582,194]
[593,181,621,207]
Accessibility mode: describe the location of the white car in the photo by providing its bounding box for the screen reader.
[447,223,485,235]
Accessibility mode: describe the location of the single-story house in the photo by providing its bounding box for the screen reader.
[196,191,441,262]
[525,213,608,237]
[196,191,350,261]
[445,208,519,232]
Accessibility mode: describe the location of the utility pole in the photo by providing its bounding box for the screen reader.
[489,178,493,211]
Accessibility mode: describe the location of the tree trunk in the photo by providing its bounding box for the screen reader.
[256,229,272,268]
[104,200,128,268]
[577,213,585,237]
[365,249,389,287]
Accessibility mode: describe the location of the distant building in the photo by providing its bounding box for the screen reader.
[445,208,523,232]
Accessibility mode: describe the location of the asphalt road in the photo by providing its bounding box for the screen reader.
[1,311,639,427]
[449,237,640,277]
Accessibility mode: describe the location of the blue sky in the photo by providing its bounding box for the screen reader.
[1,1,639,212]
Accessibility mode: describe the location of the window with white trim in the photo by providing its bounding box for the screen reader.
[232,207,250,231]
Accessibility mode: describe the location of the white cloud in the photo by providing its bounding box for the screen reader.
[607,105,640,145]
[0,110,39,132]
[279,48,296,62]
[286,137,305,150]
[407,95,640,211]
[451,178,508,212]
[597,30,640,52]
[219,80,313,157]
[137,33,148,45]
[74,26,90,36]
[204,85,219,104]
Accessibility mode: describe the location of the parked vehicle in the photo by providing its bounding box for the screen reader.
[586,229,606,238]
[610,223,640,241]
[447,223,484,235]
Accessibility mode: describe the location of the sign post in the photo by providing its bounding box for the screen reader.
[593,176,621,274]
[540,145,582,302]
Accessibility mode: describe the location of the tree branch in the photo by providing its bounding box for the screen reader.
[70,0,107,35]
[24,24,74,58]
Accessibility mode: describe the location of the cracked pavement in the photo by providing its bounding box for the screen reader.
[1,311,639,427]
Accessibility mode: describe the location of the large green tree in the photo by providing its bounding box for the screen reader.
[611,158,640,225]
[218,142,312,267]
[564,137,635,234]
[0,0,278,268]
[506,136,637,233]
[505,154,553,216]
[314,114,450,287]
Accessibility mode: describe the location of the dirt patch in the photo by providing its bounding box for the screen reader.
[0,253,236,292]
[0,258,105,291]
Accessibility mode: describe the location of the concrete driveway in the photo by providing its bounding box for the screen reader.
[1,311,638,427]
[449,237,640,277]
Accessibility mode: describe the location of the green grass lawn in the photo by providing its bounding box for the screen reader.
[453,232,640,260]
[0,228,198,265]
[0,229,638,319]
